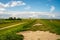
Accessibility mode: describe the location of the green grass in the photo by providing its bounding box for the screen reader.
[0,19,23,28]
[0,19,35,40]
[21,19,60,35]
[0,19,60,40]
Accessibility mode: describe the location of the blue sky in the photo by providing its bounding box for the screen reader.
[0,0,60,19]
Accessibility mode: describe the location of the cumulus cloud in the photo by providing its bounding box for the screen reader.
[0,2,6,11]
[0,1,26,14]
[0,1,26,12]
[50,6,55,12]
[0,1,26,8]
[10,1,26,7]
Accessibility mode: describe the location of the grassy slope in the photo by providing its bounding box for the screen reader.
[0,19,60,40]
[0,19,35,40]
[25,19,60,35]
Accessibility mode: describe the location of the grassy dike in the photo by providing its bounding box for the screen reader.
[0,19,60,40]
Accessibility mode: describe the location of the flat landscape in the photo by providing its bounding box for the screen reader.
[0,0,60,40]
[0,19,60,40]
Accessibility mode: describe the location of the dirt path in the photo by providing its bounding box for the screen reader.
[33,23,43,26]
[0,23,25,30]
[17,31,60,40]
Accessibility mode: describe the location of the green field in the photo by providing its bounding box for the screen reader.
[0,19,60,40]
[0,19,22,28]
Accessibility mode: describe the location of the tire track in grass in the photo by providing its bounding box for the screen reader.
[0,23,25,30]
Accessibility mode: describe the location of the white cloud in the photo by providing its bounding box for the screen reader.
[4,3,10,7]
[0,2,10,8]
[24,6,31,10]
[0,11,56,18]
[48,13,56,18]
[0,1,26,13]
[10,1,26,7]
[0,2,4,7]
[0,1,26,8]
[0,11,4,14]
[50,6,55,12]
[0,8,5,11]
[0,2,6,11]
